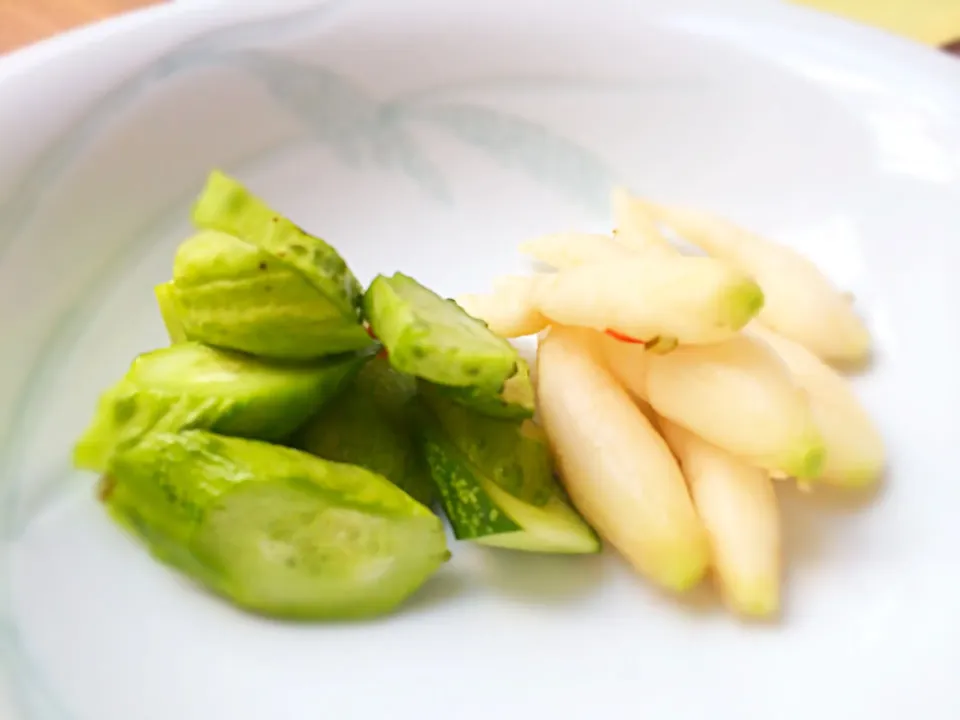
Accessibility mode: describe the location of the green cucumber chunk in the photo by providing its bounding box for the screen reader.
[106,431,449,620]
[474,485,602,554]
[437,357,535,419]
[421,394,600,553]
[421,384,553,506]
[191,170,363,321]
[171,230,371,359]
[296,357,435,506]
[154,283,188,344]
[73,341,366,472]
[364,273,518,391]
[420,424,521,539]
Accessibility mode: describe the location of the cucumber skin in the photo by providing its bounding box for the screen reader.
[191,170,364,323]
[73,343,368,473]
[420,387,554,506]
[171,230,371,360]
[420,394,600,552]
[296,358,436,507]
[106,431,449,620]
[154,283,188,344]
[420,424,521,540]
[421,424,600,552]
[436,358,535,419]
[363,273,518,391]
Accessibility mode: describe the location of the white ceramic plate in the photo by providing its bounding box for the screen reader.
[3,1,960,718]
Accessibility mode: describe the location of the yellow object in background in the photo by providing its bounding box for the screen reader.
[794,0,960,47]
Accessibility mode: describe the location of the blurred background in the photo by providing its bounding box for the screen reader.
[1,0,959,56]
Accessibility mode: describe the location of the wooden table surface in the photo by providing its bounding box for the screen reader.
[1,0,957,58]
[0,0,158,55]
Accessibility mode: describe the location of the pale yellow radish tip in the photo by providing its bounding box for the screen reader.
[665,556,712,593]
[650,202,872,364]
[725,577,780,619]
[454,279,548,339]
[836,459,885,489]
[842,468,881,490]
[658,419,781,619]
[749,323,885,487]
[724,280,765,331]
[836,323,873,367]
[779,434,826,480]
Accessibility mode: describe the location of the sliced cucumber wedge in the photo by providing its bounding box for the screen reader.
[168,170,369,360]
[192,170,364,321]
[420,392,600,554]
[170,229,371,359]
[436,356,535,419]
[296,357,435,506]
[74,341,366,472]
[154,282,187,344]
[105,431,449,620]
[364,272,519,392]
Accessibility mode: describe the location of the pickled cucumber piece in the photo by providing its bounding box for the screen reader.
[364,272,519,392]
[105,431,449,620]
[192,170,364,320]
[170,169,368,359]
[420,392,600,553]
[296,357,435,506]
[437,357,535,419]
[154,282,187,343]
[74,342,366,472]
[422,386,551,506]
[170,229,371,360]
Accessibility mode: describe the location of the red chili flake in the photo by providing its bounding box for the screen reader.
[365,325,388,358]
[605,329,646,345]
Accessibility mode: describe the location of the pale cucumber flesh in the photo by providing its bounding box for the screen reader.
[73,342,366,473]
[296,358,435,506]
[106,431,449,620]
[421,395,599,553]
[364,273,518,391]
[171,230,370,360]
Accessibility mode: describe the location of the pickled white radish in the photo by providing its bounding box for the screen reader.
[519,232,634,269]
[531,256,764,345]
[610,187,678,257]
[598,332,649,401]
[647,203,871,364]
[605,334,825,478]
[456,276,548,338]
[537,327,709,592]
[750,324,885,488]
[659,419,781,618]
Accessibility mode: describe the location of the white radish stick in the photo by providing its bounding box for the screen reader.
[610,186,678,257]
[602,333,825,479]
[600,333,650,401]
[519,232,635,269]
[537,326,709,592]
[749,324,885,489]
[645,202,871,365]
[531,255,764,346]
[659,418,781,619]
[456,275,548,338]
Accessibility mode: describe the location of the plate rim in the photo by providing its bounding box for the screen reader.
[2,0,960,87]
[3,2,960,720]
